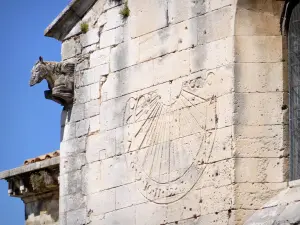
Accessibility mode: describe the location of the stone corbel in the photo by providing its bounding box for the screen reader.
[29,56,75,107]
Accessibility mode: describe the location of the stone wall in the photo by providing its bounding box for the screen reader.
[58,0,287,224]
[24,192,59,225]
[233,0,288,223]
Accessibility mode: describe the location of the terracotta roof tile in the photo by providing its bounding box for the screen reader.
[23,150,60,165]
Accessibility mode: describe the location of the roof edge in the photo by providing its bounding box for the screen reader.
[44,0,98,41]
[0,157,60,180]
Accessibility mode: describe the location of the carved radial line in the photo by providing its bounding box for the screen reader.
[137,103,162,149]
[182,89,207,102]
[135,96,159,121]
[134,102,160,138]
[180,94,206,131]
[149,111,167,177]
[141,105,164,168]
[158,116,168,181]
[181,91,207,118]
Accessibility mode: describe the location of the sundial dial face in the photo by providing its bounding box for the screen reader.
[123,75,217,204]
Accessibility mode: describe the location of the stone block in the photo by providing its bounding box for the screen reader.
[90,47,110,68]
[235,36,283,63]
[100,26,124,49]
[90,82,100,100]
[63,193,86,212]
[100,154,136,190]
[154,50,190,84]
[60,136,86,157]
[89,115,100,133]
[234,183,286,210]
[138,18,197,62]
[217,93,234,128]
[104,5,124,31]
[168,0,207,24]
[86,189,116,215]
[66,208,86,225]
[115,183,146,209]
[102,60,154,101]
[196,159,234,189]
[80,28,100,48]
[98,206,136,225]
[235,62,287,92]
[86,130,116,163]
[110,38,139,72]
[129,0,168,38]
[82,44,98,55]
[235,8,280,36]
[165,190,202,222]
[61,153,86,173]
[62,38,81,60]
[76,58,89,71]
[136,202,167,225]
[190,37,234,72]
[83,161,102,194]
[234,125,288,158]
[209,0,234,11]
[75,85,91,104]
[61,123,76,141]
[100,94,133,130]
[197,6,234,45]
[138,26,178,62]
[234,93,286,126]
[60,170,82,197]
[235,158,287,183]
[168,211,230,225]
[200,185,233,215]
[188,64,234,99]
[76,119,89,137]
[70,104,85,122]
[85,99,100,118]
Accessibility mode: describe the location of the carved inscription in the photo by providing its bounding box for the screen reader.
[123,76,217,204]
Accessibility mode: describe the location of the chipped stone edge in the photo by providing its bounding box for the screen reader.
[44,0,98,41]
[289,179,300,188]
[0,157,60,180]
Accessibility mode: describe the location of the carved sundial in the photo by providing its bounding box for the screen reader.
[123,75,217,204]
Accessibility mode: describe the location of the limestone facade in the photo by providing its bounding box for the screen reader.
[53,0,288,224]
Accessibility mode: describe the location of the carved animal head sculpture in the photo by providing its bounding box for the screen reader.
[30,56,75,107]
[30,57,49,87]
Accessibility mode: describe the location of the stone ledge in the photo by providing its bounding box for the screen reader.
[44,0,98,41]
[0,157,60,180]
[289,179,300,188]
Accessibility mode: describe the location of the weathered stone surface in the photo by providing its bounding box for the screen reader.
[235,158,287,183]
[235,36,283,63]
[190,37,234,72]
[99,26,124,49]
[62,38,81,60]
[235,62,287,92]
[86,189,115,215]
[197,6,234,45]
[80,28,100,47]
[103,5,124,31]
[234,93,286,126]
[110,38,139,72]
[235,8,280,36]
[129,0,168,38]
[90,47,110,68]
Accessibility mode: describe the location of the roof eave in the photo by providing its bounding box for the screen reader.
[44,0,98,41]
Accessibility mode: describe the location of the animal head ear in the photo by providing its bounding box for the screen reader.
[39,56,44,63]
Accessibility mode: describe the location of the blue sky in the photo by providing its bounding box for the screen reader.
[0,0,69,223]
